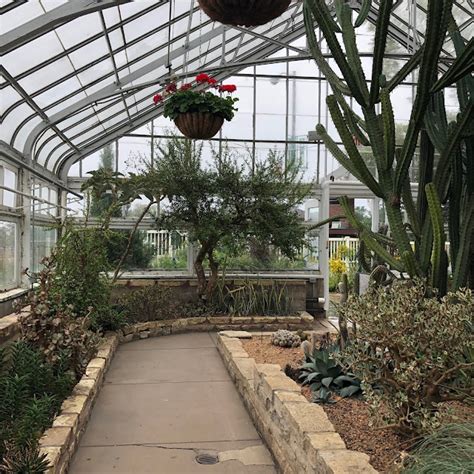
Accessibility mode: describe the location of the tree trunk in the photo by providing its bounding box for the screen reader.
[194,243,209,299]
[338,273,349,350]
[205,249,219,301]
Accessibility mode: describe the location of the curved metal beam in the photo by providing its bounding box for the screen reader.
[0,0,132,56]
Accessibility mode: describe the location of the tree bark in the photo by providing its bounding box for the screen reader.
[194,243,209,299]
[206,249,219,301]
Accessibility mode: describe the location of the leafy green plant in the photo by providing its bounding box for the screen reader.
[0,442,50,474]
[118,285,179,323]
[339,280,474,435]
[0,342,75,467]
[402,423,474,473]
[212,278,293,316]
[299,345,361,403]
[154,74,238,121]
[20,256,98,379]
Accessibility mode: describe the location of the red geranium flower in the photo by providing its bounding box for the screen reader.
[153,94,163,104]
[207,77,217,85]
[165,82,177,93]
[196,73,211,83]
[219,84,237,93]
[180,83,193,91]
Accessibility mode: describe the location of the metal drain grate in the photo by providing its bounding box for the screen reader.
[195,453,219,465]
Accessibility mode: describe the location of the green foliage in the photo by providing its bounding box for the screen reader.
[403,423,474,474]
[0,443,50,474]
[163,90,238,121]
[50,224,124,332]
[0,342,75,468]
[148,138,310,299]
[212,278,294,317]
[153,248,188,270]
[105,230,154,269]
[338,280,474,435]
[304,0,474,292]
[20,257,98,379]
[299,345,361,403]
[118,285,178,323]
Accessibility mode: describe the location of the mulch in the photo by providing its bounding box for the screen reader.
[243,336,403,472]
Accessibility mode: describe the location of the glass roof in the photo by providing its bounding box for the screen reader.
[0,0,469,179]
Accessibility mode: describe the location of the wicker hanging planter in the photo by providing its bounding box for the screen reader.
[197,0,291,27]
[174,112,225,140]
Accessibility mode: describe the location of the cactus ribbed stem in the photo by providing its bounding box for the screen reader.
[426,183,447,294]
[305,0,367,105]
[369,0,394,105]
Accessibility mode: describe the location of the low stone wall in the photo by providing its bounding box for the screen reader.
[0,305,30,345]
[217,332,377,474]
[118,313,314,342]
[113,277,308,313]
[39,333,119,474]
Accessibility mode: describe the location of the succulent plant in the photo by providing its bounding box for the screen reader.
[271,329,301,348]
[299,345,361,403]
[305,0,474,294]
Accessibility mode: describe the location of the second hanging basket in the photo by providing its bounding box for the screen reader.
[197,0,291,27]
[174,112,225,140]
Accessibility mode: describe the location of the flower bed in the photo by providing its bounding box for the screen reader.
[217,331,376,473]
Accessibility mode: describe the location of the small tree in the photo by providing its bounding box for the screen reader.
[89,144,122,219]
[147,138,310,300]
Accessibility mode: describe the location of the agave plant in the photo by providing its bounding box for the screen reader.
[299,346,361,403]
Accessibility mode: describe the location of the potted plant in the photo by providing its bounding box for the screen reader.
[153,73,238,140]
[197,0,291,27]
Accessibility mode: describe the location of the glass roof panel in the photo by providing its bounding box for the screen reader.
[1,1,45,34]
[54,13,103,49]
[3,31,64,76]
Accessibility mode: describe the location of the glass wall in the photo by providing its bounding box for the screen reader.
[0,220,18,291]
[31,225,57,274]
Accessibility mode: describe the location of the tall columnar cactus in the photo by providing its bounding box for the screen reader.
[305,0,474,293]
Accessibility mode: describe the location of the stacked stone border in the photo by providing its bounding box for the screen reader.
[216,332,377,474]
[4,313,313,473]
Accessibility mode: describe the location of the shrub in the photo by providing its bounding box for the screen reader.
[52,226,112,323]
[402,423,474,473]
[19,257,98,380]
[118,285,178,323]
[339,280,474,435]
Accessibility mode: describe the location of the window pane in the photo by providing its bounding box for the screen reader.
[0,221,17,290]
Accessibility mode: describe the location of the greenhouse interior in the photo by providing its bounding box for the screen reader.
[0,0,473,472]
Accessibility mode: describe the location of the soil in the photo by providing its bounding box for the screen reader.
[241,337,399,472]
[242,335,305,368]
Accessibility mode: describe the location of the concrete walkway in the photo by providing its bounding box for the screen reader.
[69,333,276,473]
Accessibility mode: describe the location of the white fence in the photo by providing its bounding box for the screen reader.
[328,237,359,263]
[146,230,187,256]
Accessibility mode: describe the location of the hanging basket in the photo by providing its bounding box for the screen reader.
[174,112,225,139]
[197,0,291,27]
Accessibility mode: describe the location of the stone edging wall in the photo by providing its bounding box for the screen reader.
[118,313,314,342]
[216,332,377,474]
[39,333,119,473]
[33,313,314,473]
